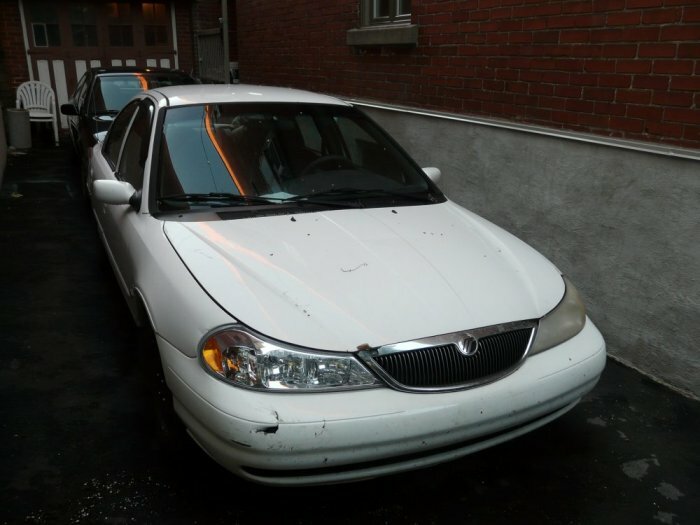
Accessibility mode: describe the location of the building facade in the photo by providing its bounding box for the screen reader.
[236,0,700,150]
[0,0,236,123]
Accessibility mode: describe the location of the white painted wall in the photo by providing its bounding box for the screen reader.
[364,105,700,398]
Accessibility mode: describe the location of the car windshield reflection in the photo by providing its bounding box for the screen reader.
[155,103,442,212]
[93,73,196,114]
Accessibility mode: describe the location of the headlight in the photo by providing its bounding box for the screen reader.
[200,326,381,391]
[529,276,586,355]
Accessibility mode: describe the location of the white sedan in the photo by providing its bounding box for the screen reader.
[88,85,606,486]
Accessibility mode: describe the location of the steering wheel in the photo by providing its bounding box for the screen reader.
[300,155,354,176]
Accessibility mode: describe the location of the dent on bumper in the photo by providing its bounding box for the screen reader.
[157,318,606,485]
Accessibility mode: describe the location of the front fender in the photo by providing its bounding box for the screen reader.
[131,218,236,356]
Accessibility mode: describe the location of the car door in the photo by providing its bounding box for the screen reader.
[92,98,154,298]
[66,72,88,154]
[81,73,110,152]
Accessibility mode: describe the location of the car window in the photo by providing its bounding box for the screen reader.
[334,116,387,169]
[90,73,195,115]
[158,105,240,197]
[102,101,139,169]
[73,74,88,112]
[92,76,145,114]
[295,114,323,154]
[117,100,155,191]
[140,72,197,88]
[156,103,435,207]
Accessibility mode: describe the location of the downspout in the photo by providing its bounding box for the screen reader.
[221,0,230,84]
[170,1,179,69]
[18,0,34,81]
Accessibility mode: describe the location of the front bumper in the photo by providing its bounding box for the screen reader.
[158,318,606,486]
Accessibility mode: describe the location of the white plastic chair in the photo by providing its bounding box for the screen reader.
[16,81,59,146]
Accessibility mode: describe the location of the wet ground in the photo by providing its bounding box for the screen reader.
[1,139,698,524]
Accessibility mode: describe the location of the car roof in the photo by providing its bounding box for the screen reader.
[150,84,351,107]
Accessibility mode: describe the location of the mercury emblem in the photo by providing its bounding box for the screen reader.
[457,337,480,356]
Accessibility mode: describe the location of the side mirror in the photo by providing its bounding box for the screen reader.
[422,167,442,184]
[93,179,139,208]
[60,103,78,116]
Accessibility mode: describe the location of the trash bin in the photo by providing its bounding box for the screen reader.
[5,108,31,150]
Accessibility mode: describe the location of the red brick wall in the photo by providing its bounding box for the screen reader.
[174,0,195,74]
[237,0,700,149]
[191,0,221,31]
[0,1,30,108]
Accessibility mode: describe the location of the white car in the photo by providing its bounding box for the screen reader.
[88,85,606,486]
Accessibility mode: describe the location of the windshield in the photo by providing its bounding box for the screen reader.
[92,73,195,114]
[155,103,442,211]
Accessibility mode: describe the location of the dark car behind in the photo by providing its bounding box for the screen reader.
[60,67,197,188]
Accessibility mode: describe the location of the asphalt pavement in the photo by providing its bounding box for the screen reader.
[1,137,698,524]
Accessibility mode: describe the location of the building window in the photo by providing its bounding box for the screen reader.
[32,23,61,47]
[107,1,131,18]
[143,2,168,46]
[107,2,134,47]
[347,0,417,47]
[368,0,411,26]
[70,4,98,47]
[109,25,134,46]
[27,2,61,47]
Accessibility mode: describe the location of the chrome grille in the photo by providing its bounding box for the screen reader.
[368,325,535,391]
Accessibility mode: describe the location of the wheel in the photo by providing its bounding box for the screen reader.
[135,324,184,445]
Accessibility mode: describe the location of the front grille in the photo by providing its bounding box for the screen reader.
[370,327,534,391]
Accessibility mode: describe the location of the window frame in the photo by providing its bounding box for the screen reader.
[117,99,156,191]
[149,101,444,217]
[347,0,417,47]
[102,100,140,171]
[72,72,90,114]
[32,22,61,47]
[69,3,98,47]
[142,1,169,47]
[364,0,411,27]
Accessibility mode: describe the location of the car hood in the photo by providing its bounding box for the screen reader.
[163,201,564,351]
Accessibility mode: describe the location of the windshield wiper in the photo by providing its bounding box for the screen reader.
[157,192,362,209]
[158,193,282,207]
[289,187,436,204]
